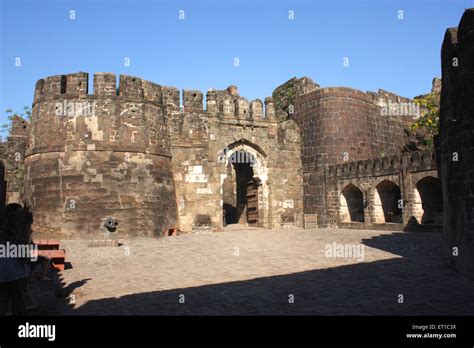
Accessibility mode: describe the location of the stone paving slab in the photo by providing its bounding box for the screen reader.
[27,225,474,315]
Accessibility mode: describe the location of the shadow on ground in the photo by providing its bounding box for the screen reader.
[32,231,474,315]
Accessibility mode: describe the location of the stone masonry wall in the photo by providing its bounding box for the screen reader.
[0,116,29,205]
[437,8,474,278]
[24,73,178,238]
[4,69,435,238]
[272,77,319,122]
[291,85,416,225]
[325,150,440,231]
[169,85,304,232]
[0,142,6,209]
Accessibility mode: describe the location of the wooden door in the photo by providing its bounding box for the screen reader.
[246,180,258,225]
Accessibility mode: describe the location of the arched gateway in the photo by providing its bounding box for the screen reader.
[220,140,270,227]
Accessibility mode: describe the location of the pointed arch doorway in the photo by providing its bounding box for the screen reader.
[220,140,269,228]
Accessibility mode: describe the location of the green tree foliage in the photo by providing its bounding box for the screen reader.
[409,92,440,148]
[1,106,31,136]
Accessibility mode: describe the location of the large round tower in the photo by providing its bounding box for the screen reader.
[24,72,177,238]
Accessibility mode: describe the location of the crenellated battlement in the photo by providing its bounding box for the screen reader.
[264,97,275,119]
[30,72,282,163]
[33,72,164,106]
[93,73,116,97]
[34,73,278,124]
[162,86,180,109]
[298,86,374,105]
[29,72,172,159]
[298,86,416,111]
[235,97,250,118]
[26,72,178,238]
[183,90,204,110]
[325,150,436,179]
[250,99,264,118]
[205,86,275,121]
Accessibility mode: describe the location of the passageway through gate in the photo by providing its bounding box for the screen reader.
[221,140,269,227]
[223,151,258,225]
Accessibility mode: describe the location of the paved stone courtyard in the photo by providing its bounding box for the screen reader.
[29,226,474,315]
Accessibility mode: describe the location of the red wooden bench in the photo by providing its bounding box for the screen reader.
[32,239,60,250]
[36,250,66,271]
[32,239,66,271]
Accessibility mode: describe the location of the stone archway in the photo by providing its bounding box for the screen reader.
[372,188,385,223]
[375,180,402,223]
[340,184,364,222]
[219,140,269,228]
[415,176,443,224]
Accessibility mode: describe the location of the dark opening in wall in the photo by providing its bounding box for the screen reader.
[223,203,237,225]
[194,214,212,227]
[233,155,256,224]
[281,213,295,223]
[60,75,67,94]
[104,217,119,233]
[342,184,365,222]
[416,176,443,224]
[376,180,402,223]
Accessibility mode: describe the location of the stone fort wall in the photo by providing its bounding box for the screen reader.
[2,9,472,282]
[23,72,177,238]
[0,116,29,206]
[165,85,304,232]
[291,84,419,226]
[324,150,440,231]
[1,72,304,237]
[0,70,438,238]
[437,8,474,278]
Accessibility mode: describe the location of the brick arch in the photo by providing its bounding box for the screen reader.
[221,139,268,183]
[225,138,268,158]
[415,176,443,224]
[340,183,364,222]
[372,176,401,188]
[375,180,402,223]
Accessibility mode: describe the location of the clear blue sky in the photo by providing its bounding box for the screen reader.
[0,0,471,129]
